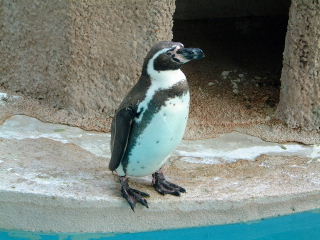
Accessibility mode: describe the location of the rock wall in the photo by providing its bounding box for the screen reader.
[0,0,175,114]
[0,0,70,107]
[1,0,319,133]
[276,0,320,131]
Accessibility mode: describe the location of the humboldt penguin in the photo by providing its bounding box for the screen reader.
[109,41,204,210]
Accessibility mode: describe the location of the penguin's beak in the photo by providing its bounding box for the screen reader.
[175,47,205,63]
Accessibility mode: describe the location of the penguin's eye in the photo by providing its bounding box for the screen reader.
[167,52,179,62]
[165,46,176,56]
[172,55,181,63]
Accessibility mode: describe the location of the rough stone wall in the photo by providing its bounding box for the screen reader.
[67,0,175,114]
[276,0,320,131]
[0,0,175,114]
[0,0,71,108]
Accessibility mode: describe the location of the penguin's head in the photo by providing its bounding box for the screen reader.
[143,41,205,73]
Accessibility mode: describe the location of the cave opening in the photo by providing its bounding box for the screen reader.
[173,0,291,139]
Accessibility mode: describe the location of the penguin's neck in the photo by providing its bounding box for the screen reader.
[148,68,186,89]
[145,57,187,105]
[136,67,187,123]
[146,49,186,90]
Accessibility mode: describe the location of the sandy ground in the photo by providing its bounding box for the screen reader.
[1,16,319,144]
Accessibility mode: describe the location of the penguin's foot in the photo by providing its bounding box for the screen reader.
[152,171,186,196]
[120,176,150,211]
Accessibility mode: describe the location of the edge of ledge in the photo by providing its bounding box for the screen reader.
[1,189,320,233]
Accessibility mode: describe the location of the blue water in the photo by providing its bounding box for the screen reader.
[1,210,320,240]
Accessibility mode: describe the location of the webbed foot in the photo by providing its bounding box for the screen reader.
[152,171,186,196]
[120,177,150,211]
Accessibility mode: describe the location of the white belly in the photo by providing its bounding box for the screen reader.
[118,92,190,177]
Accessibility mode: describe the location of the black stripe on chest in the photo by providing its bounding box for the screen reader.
[121,80,189,173]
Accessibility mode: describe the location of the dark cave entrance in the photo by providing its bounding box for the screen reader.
[173,0,291,139]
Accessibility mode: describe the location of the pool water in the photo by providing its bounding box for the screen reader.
[1,210,320,240]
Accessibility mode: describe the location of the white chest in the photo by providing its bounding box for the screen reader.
[119,91,190,177]
[136,69,187,123]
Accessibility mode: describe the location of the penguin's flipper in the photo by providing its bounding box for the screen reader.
[109,107,136,171]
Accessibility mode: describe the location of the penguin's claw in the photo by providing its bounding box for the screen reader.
[152,172,186,196]
[154,184,181,196]
[166,182,186,193]
[121,186,136,211]
[120,177,149,211]
[128,188,149,208]
[130,188,150,198]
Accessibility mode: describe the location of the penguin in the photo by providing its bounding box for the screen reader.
[109,41,205,210]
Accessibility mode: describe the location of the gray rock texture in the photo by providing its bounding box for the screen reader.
[276,0,320,131]
[0,0,175,114]
[1,0,70,106]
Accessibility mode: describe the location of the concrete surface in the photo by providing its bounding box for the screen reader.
[276,0,320,131]
[1,115,320,233]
